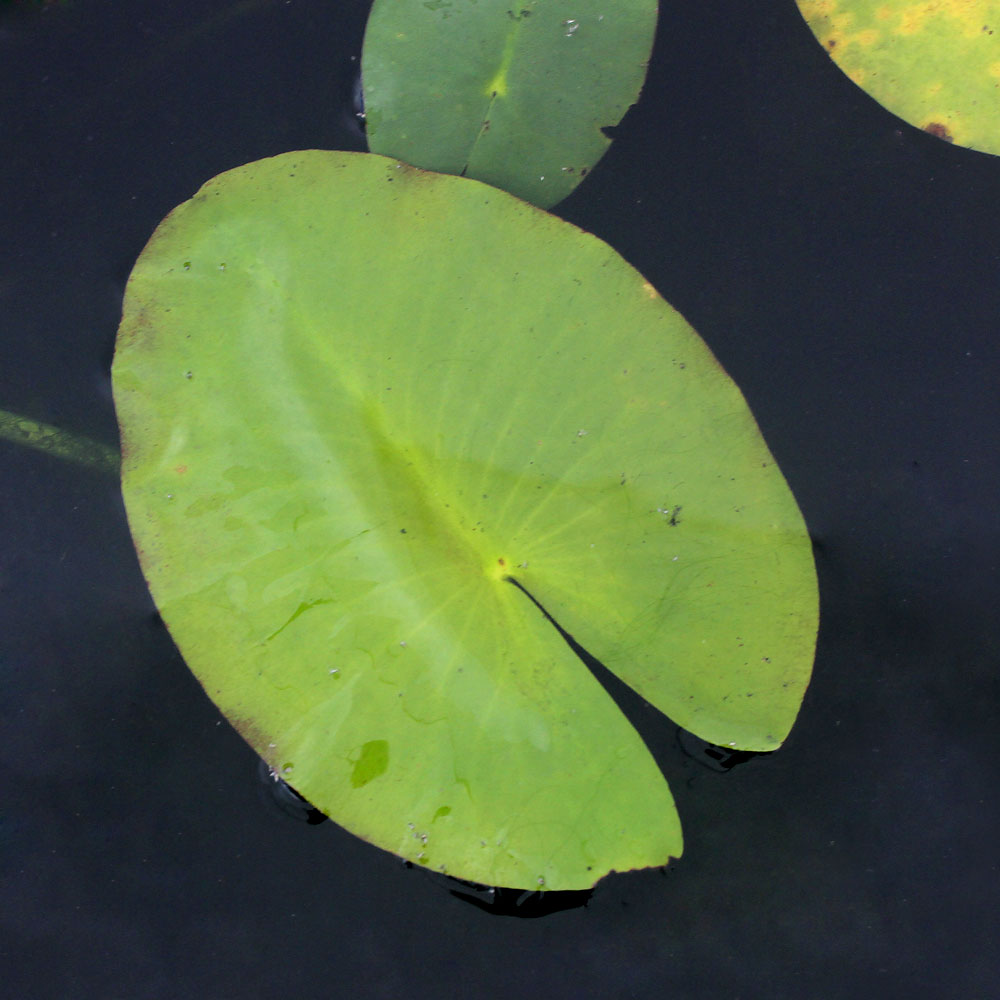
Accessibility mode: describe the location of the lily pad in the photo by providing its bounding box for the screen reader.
[361,0,657,207]
[113,150,817,890]
[797,0,1000,152]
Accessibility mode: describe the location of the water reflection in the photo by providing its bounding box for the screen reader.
[255,757,327,826]
[407,865,593,918]
[675,728,767,773]
[255,756,593,915]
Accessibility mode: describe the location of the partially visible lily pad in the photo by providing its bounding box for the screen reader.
[797,0,1000,152]
[361,0,658,207]
[113,150,817,890]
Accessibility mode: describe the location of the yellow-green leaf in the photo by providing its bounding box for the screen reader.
[797,0,1000,151]
[113,151,817,890]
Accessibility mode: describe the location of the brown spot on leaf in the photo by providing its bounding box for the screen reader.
[230,715,273,761]
[923,121,954,143]
[389,160,436,181]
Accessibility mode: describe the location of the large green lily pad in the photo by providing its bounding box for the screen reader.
[797,0,1000,152]
[113,150,817,890]
[361,0,657,207]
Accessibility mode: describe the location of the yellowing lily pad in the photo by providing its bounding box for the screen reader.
[797,0,1000,151]
[112,150,817,890]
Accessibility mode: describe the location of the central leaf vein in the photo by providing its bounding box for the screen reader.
[463,8,527,173]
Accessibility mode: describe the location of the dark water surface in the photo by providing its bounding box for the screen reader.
[3,1,998,997]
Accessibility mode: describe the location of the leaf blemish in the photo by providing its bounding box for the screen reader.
[923,121,954,142]
[656,504,682,526]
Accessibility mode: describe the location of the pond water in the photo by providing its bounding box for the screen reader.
[2,1,997,997]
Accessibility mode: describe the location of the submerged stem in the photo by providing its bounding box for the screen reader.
[0,408,120,476]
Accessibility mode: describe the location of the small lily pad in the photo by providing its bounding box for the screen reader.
[361,0,658,206]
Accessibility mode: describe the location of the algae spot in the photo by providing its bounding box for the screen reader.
[350,739,390,787]
[265,598,335,641]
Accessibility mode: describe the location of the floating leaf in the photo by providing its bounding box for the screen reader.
[113,150,817,890]
[797,0,1000,152]
[361,0,657,207]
